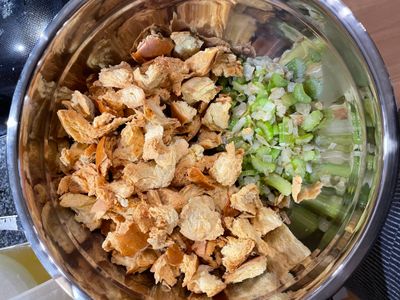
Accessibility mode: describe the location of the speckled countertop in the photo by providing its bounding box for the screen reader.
[0,135,26,248]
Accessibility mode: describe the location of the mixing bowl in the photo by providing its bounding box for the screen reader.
[7,0,399,299]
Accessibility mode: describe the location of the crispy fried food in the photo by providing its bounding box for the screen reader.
[186,265,226,297]
[171,101,197,124]
[181,77,219,105]
[111,249,158,274]
[170,31,203,59]
[197,128,222,149]
[202,95,232,131]
[223,256,267,284]
[180,196,224,241]
[185,47,220,76]
[58,109,133,144]
[150,253,180,287]
[180,253,199,287]
[263,225,311,278]
[57,31,311,297]
[230,184,262,215]
[210,143,244,186]
[60,193,101,231]
[99,62,134,88]
[131,34,174,63]
[221,237,255,273]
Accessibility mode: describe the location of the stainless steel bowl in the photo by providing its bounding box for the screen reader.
[7,0,399,299]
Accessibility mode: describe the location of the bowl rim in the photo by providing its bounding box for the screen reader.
[6,0,399,299]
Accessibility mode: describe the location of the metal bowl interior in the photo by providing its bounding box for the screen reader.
[7,0,399,299]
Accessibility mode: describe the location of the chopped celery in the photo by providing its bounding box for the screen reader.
[301,110,323,132]
[286,158,306,178]
[288,205,320,240]
[281,93,297,107]
[294,83,312,104]
[270,73,288,88]
[270,148,281,160]
[292,158,306,177]
[295,133,314,145]
[264,174,292,196]
[251,156,276,174]
[240,169,258,177]
[234,76,247,84]
[315,163,352,178]
[304,78,322,100]
[302,193,344,220]
[256,121,274,141]
[286,58,306,80]
[279,117,294,145]
[303,150,316,161]
[250,95,269,113]
[319,224,339,249]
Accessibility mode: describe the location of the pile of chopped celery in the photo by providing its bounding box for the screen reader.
[222,48,326,201]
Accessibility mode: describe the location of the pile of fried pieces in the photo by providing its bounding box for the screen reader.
[56,28,311,298]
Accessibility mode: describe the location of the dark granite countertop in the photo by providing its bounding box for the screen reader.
[0,135,26,248]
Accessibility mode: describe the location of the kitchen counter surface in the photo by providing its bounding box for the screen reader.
[344,0,400,105]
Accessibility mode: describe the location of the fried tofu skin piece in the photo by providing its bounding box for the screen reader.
[179,196,224,241]
[263,225,311,278]
[210,143,244,186]
[223,256,267,284]
[171,31,203,59]
[181,77,219,105]
[186,265,226,297]
[221,237,255,273]
[230,184,262,215]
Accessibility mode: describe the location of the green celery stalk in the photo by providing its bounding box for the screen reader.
[256,121,274,141]
[286,58,306,80]
[295,133,314,145]
[279,117,294,145]
[301,110,323,132]
[304,78,323,100]
[270,73,288,88]
[304,150,316,161]
[281,93,297,107]
[302,194,344,220]
[264,174,292,196]
[288,205,320,240]
[315,163,352,178]
[251,156,276,174]
[294,83,312,104]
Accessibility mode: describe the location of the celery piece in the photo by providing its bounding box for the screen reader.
[301,110,323,132]
[279,117,294,145]
[281,93,297,107]
[256,121,274,141]
[250,94,269,113]
[241,169,258,177]
[294,83,312,104]
[286,58,306,80]
[319,224,339,249]
[270,148,281,160]
[273,124,279,136]
[234,76,247,84]
[304,78,322,100]
[315,163,352,178]
[251,155,276,174]
[309,48,322,63]
[228,118,239,131]
[302,194,344,220]
[288,205,320,240]
[264,174,292,196]
[270,73,288,88]
[304,150,316,161]
[292,158,306,177]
